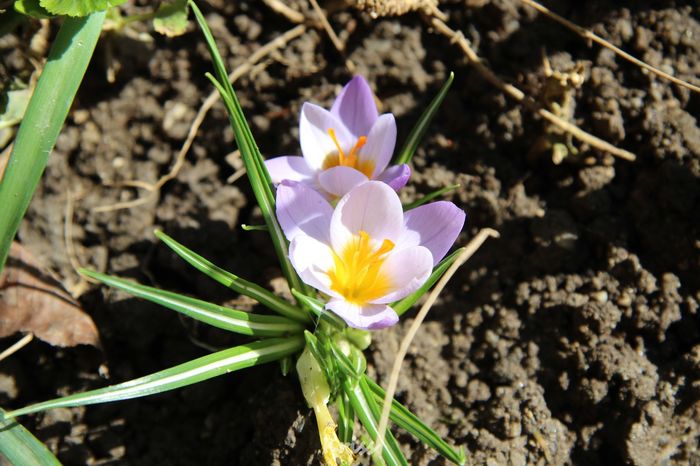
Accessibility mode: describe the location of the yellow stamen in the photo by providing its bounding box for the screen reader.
[324,129,375,178]
[328,230,394,305]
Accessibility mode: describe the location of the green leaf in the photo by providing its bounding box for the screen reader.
[154,230,310,324]
[402,184,460,211]
[153,0,188,37]
[392,247,465,317]
[0,87,32,131]
[0,11,105,273]
[80,268,304,337]
[336,391,355,444]
[364,377,466,465]
[291,289,346,330]
[0,408,61,465]
[14,0,53,19]
[343,378,408,466]
[189,1,308,297]
[39,0,125,17]
[4,336,304,419]
[394,72,454,165]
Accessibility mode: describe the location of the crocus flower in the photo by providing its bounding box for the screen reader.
[265,76,411,198]
[277,180,465,329]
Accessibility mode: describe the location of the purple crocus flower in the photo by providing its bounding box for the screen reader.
[276,180,465,329]
[265,76,411,198]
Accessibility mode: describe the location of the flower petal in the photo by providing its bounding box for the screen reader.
[330,181,404,252]
[359,113,396,176]
[373,246,433,303]
[326,300,398,330]
[376,163,411,191]
[318,166,369,198]
[265,156,315,184]
[397,201,466,265]
[300,103,353,170]
[276,180,333,243]
[289,235,337,297]
[330,76,378,137]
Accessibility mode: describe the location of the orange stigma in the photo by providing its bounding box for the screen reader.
[325,128,373,177]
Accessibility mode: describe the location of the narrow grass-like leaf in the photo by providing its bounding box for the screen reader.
[343,379,408,466]
[291,289,346,329]
[154,230,310,324]
[81,269,304,337]
[364,377,466,465]
[5,336,304,419]
[392,247,465,317]
[189,1,307,296]
[336,391,355,444]
[394,72,454,165]
[0,11,105,273]
[403,184,460,211]
[0,408,60,465]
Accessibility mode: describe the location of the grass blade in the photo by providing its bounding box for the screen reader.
[392,247,465,317]
[189,1,307,296]
[394,72,454,165]
[0,408,61,465]
[0,11,105,272]
[155,230,310,324]
[5,336,304,419]
[291,289,346,329]
[365,377,466,465]
[336,391,355,444]
[402,184,460,211]
[80,269,304,337]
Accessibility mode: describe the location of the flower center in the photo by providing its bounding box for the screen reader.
[327,230,394,305]
[322,128,375,178]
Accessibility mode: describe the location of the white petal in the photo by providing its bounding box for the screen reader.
[299,103,353,170]
[359,114,397,177]
[288,236,336,296]
[276,180,333,243]
[330,181,404,253]
[373,246,433,303]
[326,300,398,330]
[318,166,369,198]
[265,156,315,184]
[396,202,466,265]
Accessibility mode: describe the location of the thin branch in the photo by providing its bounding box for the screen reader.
[430,17,636,162]
[521,0,700,94]
[374,228,500,456]
[0,333,33,363]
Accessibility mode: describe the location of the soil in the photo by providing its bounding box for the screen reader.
[1,1,699,465]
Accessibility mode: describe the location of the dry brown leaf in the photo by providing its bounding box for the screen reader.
[0,242,100,348]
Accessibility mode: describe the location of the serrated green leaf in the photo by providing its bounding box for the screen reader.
[364,377,466,465]
[0,408,61,465]
[39,0,125,17]
[4,336,304,419]
[80,268,304,337]
[153,0,188,37]
[392,247,465,317]
[402,184,460,211]
[395,72,454,165]
[14,0,53,19]
[190,1,308,297]
[154,230,310,324]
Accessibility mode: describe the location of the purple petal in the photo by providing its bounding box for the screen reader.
[398,201,466,265]
[359,113,396,176]
[318,166,369,198]
[373,246,433,303]
[300,103,353,170]
[289,236,336,297]
[376,164,411,191]
[276,180,333,243]
[326,300,398,330]
[330,181,404,253]
[330,76,379,137]
[265,156,315,184]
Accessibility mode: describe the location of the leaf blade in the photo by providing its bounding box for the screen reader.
[0,409,61,466]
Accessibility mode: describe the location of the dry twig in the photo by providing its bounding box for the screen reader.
[309,0,357,72]
[375,228,500,457]
[430,17,636,161]
[521,0,700,94]
[0,333,33,363]
[262,0,306,24]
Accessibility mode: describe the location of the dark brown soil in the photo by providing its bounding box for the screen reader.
[2,1,699,465]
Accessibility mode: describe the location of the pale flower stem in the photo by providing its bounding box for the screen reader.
[374,228,500,456]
